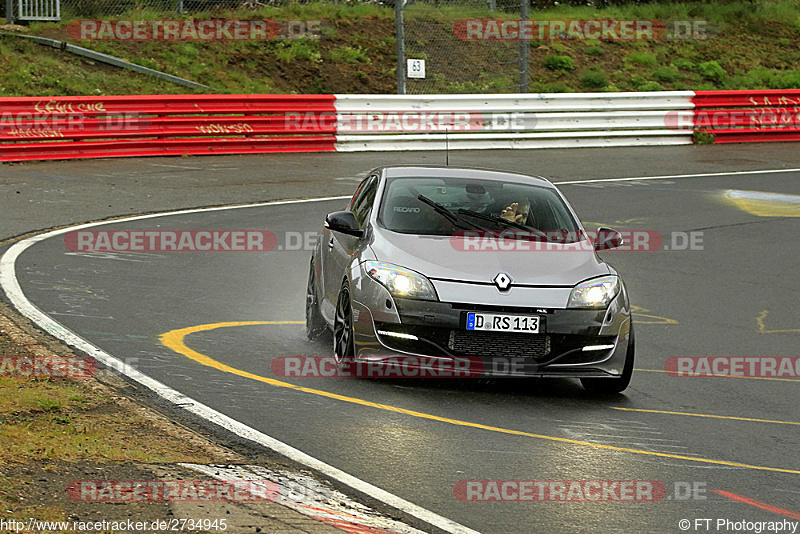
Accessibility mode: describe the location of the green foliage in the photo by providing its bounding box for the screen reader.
[274,39,321,63]
[693,129,715,145]
[699,60,727,83]
[544,54,575,72]
[727,68,800,90]
[585,46,605,57]
[579,67,608,89]
[328,46,371,64]
[637,81,664,91]
[651,66,680,83]
[626,51,658,66]
[672,58,696,71]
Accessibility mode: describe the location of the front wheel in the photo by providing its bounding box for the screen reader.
[305,261,327,340]
[333,281,355,369]
[581,325,635,394]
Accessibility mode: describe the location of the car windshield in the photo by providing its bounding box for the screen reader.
[378,176,583,243]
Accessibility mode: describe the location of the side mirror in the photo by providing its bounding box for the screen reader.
[325,211,363,237]
[594,227,623,251]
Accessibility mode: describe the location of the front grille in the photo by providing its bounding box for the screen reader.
[448,330,550,359]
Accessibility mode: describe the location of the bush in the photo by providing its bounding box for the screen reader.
[693,129,715,145]
[532,82,572,93]
[637,81,664,91]
[672,58,696,71]
[699,60,727,83]
[586,46,604,57]
[328,46,371,64]
[626,51,658,66]
[274,40,321,63]
[651,66,680,82]
[544,54,575,71]
[579,67,609,89]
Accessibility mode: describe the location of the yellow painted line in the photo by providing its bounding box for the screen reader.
[723,189,800,217]
[631,305,679,325]
[757,310,800,334]
[634,368,800,383]
[160,321,800,475]
[612,407,800,426]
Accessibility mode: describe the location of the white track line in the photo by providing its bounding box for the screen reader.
[0,196,477,534]
[554,167,800,185]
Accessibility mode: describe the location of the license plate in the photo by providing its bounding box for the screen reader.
[466,312,540,334]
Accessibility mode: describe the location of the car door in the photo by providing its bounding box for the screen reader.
[320,173,379,319]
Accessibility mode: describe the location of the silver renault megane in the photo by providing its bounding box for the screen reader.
[306,166,634,393]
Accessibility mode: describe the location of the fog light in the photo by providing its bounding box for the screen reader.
[582,344,615,352]
[377,330,418,341]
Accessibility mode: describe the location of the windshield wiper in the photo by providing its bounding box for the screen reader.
[456,208,548,239]
[416,195,488,232]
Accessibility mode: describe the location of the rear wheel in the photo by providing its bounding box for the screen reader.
[333,281,355,370]
[305,261,327,340]
[581,325,635,394]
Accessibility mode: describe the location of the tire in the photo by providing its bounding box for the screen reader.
[305,261,327,341]
[333,281,355,369]
[581,325,635,394]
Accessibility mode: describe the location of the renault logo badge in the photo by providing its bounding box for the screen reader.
[493,272,512,291]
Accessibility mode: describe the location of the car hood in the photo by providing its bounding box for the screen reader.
[369,227,609,286]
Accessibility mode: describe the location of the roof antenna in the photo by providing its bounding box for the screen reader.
[445,127,450,166]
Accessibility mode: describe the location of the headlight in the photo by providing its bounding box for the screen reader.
[567,275,620,309]
[364,261,438,301]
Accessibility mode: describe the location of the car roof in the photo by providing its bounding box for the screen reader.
[380,165,554,187]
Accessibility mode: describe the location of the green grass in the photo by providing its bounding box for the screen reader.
[3,0,800,95]
[274,38,321,63]
[626,51,658,67]
[699,60,727,83]
[0,374,220,465]
[544,54,575,72]
[579,67,609,89]
[328,45,371,64]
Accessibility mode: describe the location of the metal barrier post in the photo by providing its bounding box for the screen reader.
[519,0,530,93]
[395,0,406,95]
[6,0,15,24]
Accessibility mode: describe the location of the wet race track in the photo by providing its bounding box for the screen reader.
[2,148,799,533]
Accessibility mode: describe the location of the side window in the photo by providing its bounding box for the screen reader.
[351,175,379,228]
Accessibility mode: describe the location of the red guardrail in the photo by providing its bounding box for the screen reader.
[0,94,337,161]
[693,90,800,144]
[3,91,800,162]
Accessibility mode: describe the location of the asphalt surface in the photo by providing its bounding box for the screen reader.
[2,146,799,533]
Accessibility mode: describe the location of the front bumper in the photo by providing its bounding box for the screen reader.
[350,293,631,379]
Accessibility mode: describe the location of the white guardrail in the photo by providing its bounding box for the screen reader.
[333,92,695,152]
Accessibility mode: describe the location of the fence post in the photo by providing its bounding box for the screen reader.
[6,0,15,24]
[176,0,183,15]
[518,0,530,93]
[395,0,406,95]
